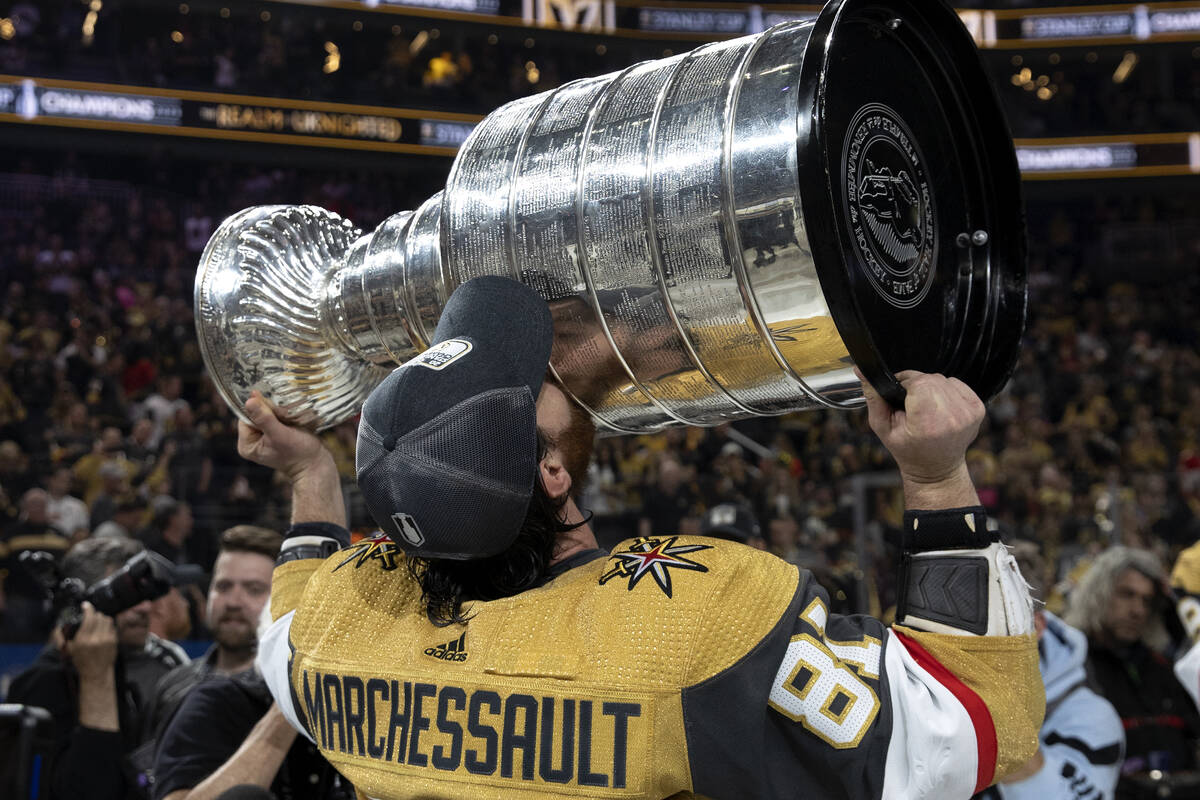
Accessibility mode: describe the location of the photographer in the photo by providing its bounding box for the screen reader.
[6,537,188,800]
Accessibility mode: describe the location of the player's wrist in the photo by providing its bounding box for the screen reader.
[900,463,978,510]
[285,450,337,485]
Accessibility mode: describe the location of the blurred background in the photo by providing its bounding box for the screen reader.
[0,0,1196,672]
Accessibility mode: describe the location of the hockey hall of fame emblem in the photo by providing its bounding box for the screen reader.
[842,102,938,310]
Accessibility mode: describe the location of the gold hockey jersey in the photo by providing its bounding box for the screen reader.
[258,533,1041,799]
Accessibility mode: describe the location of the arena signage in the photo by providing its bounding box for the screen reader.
[0,80,181,125]
[1015,6,1200,40]
[0,76,481,154]
[1149,8,1200,34]
[1020,11,1139,39]
[367,0,500,12]
[1015,144,1138,172]
[419,119,476,148]
[2,76,1192,178]
[636,7,752,34]
[195,102,405,143]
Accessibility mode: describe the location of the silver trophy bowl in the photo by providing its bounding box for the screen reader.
[195,0,1026,433]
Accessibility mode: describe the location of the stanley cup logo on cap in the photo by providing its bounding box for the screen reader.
[390,513,425,548]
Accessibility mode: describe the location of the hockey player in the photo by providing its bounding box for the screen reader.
[244,276,1042,799]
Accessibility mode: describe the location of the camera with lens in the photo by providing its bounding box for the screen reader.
[20,550,174,639]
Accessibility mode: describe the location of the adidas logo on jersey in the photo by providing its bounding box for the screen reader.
[424,632,468,662]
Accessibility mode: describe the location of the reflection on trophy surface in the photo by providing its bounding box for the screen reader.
[194,0,1026,433]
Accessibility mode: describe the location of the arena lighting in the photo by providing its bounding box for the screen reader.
[1113,51,1138,83]
[324,42,341,73]
[0,19,13,40]
[410,30,429,55]
[81,0,101,45]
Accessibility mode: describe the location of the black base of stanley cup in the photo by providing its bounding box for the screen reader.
[800,0,1027,407]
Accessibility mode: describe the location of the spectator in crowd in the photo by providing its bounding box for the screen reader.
[75,427,139,505]
[0,487,72,640]
[139,526,281,787]
[700,502,766,549]
[94,495,149,540]
[45,465,89,541]
[6,537,189,800]
[163,405,211,504]
[90,460,132,530]
[140,375,187,451]
[153,683,353,800]
[1064,546,1200,789]
[637,456,699,537]
[0,440,35,499]
[139,498,194,565]
[766,512,805,565]
[149,530,350,800]
[978,541,1124,799]
[48,401,95,466]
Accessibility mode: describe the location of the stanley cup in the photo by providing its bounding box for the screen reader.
[195,0,1026,434]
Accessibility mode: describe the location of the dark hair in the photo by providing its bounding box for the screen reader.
[220,525,283,560]
[406,431,578,627]
[150,499,182,530]
[62,537,144,588]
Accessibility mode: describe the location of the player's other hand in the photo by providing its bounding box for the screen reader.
[858,369,984,506]
[238,390,332,482]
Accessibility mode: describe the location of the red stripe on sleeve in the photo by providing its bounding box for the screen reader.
[893,630,998,793]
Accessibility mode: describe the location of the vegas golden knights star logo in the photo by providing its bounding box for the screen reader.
[333,533,401,572]
[599,537,711,598]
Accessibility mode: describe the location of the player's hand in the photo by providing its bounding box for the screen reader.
[859,369,984,481]
[858,369,983,509]
[238,390,331,482]
[64,602,118,679]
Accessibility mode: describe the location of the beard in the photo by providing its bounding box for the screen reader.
[558,400,596,498]
[213,613,257,653]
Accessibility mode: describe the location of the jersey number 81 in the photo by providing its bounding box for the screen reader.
[768,598,882,749]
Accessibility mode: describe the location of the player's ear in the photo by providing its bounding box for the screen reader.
[539,446,572,501]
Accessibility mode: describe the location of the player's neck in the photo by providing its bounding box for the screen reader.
[550,496,598,566]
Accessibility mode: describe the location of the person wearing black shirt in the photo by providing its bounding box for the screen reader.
[138,526,280,785]
[6,537,187,800]
[152,671,352,800]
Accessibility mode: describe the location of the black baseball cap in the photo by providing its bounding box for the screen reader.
[701,503,762,544]
[356,276,554,560]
